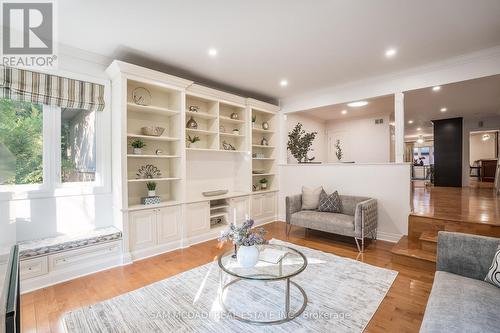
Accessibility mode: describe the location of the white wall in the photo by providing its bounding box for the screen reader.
[285,113,327,163]
[278,163,411,242]
[0,44,114,242]
[325,113,391,163]
[463,116,500,185]
[470,132,497,164]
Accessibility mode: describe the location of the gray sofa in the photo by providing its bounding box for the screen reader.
[420,232,500,333]
[285,194,377,252]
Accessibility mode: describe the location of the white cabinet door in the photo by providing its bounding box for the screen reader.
[230,196,250,224]
[157,206,182,244]
[185,201,210,236]
[262,193,277,218]
[251,194,264,220]
[129,210,157,250]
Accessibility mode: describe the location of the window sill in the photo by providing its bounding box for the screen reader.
[0,184,111,201]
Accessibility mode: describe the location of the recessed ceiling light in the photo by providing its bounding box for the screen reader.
[347,101,368,107]
[208,48,217,57]
[280,79,288,87]
[385,48,397,58]
[341,110,347,115]
[408,120,414,124]
[440,107,447,112]
[417,127,422,131]
[432,86,441,92]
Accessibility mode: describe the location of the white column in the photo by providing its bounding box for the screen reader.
[394,92,405,163]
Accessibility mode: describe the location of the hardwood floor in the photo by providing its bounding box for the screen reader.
[411,181,500,225]
[21,222,434,333]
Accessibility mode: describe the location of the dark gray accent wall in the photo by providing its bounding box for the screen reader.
[433,117,463,187]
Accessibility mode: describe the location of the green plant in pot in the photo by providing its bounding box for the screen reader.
[146,181,157,197]
[187,135,200,148]
[259,178,268,190]
[131,139,146,155]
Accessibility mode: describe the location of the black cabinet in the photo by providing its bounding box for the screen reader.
[433,118,463,187]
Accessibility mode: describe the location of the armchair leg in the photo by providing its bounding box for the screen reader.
[286,223,291,237]
[354,237,362,252]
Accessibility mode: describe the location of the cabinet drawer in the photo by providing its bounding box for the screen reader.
[49,241,122,271]
[20,257,48,280]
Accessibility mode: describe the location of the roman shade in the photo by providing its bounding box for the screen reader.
[0,66,105,111]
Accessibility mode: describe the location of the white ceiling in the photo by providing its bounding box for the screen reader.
[57,0,500,101]
[404,74,500,138]
[293,95,394,122]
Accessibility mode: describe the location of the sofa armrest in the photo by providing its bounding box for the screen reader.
[354,199,377,238]
[286,194,302,224]
[437,231,500,281]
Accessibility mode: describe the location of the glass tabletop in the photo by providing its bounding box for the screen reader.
[218,244,307,281]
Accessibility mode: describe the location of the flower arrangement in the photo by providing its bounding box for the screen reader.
[219,219,267,247]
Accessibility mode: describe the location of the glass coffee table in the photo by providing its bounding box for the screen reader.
[217,244,308,325]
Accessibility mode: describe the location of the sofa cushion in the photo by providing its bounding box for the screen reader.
[420,271,500,333]
[18,226,122,260]
[290,211,355,237]
[485,245,500,288]
[318,190,343,213]
[301,186,323,210]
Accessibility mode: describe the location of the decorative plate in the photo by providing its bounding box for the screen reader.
[132,87,152,106]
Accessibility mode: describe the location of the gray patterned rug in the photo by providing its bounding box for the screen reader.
[64,239,397,333]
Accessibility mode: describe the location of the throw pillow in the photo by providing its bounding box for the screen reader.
[318,190,343,213]
[301,186,323,210]
[485,245,500,288]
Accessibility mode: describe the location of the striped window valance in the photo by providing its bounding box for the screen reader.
[0,66,105,111]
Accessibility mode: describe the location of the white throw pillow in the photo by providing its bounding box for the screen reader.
[485,245,500,288]
[301,186,323,210]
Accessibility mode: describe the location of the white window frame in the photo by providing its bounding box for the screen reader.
[0,73,111,200]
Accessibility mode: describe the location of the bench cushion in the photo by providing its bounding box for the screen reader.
[420,271,500,333]
[290,211,355,237]
[18,226,122,260]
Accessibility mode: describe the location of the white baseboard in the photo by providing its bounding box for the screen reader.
[131,240,183,261]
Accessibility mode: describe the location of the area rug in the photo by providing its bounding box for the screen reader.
[63,239,397,333]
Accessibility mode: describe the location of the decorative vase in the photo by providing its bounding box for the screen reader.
[261,138,268,146]
[262,121,269,130]
[252,122,256,128]
[133,148,142,155]
[186,116,198,129]
[232,129,239,135]
[260,183,267,190]
[230,112,239,120]
[148,190,156,197]
[237,245,259,268]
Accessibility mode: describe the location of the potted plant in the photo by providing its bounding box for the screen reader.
[186,135,200,148]
[252,115,257,128]
[259,178,268,190]
[146,181,156,197]
[131,139,146,154]
[219,219,267,268]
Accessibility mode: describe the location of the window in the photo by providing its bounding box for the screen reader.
[0,99,44,185]
[61,108,96,183]
[0,98,102,192]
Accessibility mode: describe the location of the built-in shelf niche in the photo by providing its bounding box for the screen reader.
[125,77,184,210]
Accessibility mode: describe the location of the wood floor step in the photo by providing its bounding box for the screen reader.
[419,231,438,252]
[391,236,436,271]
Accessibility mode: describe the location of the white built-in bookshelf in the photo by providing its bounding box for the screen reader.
[106,61,280,262]
[250,101,279,192]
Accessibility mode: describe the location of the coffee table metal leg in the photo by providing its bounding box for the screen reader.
[285,278,290,318]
